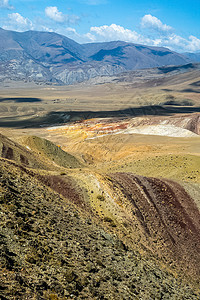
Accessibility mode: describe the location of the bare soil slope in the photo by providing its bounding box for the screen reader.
[108,172,200,277]
[1,159,200,299]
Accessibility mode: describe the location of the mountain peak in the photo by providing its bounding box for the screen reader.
[0,28,192,85]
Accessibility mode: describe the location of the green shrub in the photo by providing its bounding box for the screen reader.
[97,194,105,201]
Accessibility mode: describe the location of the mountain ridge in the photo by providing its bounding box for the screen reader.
[0,27,192,84]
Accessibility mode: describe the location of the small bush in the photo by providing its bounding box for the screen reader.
[97,194,105,201]
[60,172,66,176]
[104,217,116,227]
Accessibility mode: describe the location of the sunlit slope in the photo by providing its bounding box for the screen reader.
[45,124,200,183]
[21,135,83,169]
[0,133,46,169]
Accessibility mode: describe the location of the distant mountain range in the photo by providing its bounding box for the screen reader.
[183,52,200,63]
[0,27,195,85]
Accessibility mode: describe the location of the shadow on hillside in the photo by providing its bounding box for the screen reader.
[0,97,42,103]
[0,105,200,128]
[162,89,173,92]
[158,63,196,74]
[190,80,200,87]
[180,89,200,94]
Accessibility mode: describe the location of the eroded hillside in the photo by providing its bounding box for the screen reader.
[0,133,200,299]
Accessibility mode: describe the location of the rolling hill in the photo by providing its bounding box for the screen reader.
[0,133,200,299]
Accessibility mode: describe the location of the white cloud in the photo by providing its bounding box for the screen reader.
[187,35,200,52]
[2,10,200,53]
[158,33,200,52]
[0,0,14,9]
[65,27,77,34]
[90,24,150,44]
[57,22,200,52]
[139,15,200,52]
[45,6,64,23]
[3,13,33,31]
[84,32,96,42]
[141,14,172,32]
[62,27,96,43]
[45,6,80,24]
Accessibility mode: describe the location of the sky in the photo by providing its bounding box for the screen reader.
[0,0,200,52]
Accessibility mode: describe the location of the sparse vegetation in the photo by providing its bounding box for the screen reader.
[97,194,105,201]
[60,172,66,175]
[23,136,83,169]
[1,159,199,299]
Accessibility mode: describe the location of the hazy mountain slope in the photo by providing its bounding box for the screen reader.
[12,30,85,65]
[0,28,23,61]
[184,52,200,62]
[0,28,84,63]
[85,42,190,70]
[0,28,191,84]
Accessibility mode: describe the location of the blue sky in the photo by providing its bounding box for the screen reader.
[0,0,200,52]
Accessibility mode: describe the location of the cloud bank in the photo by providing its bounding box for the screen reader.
[1,9,200,52]
[0,0,14,9]
[78,15,200,52]
[3,13,33,31]
[45,6,64,23]
[45,6,80,24]
[141,15,172,32]
[90,24,144,43]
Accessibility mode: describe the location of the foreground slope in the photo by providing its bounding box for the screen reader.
[0,134,200,299]
[0,158,200,299]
